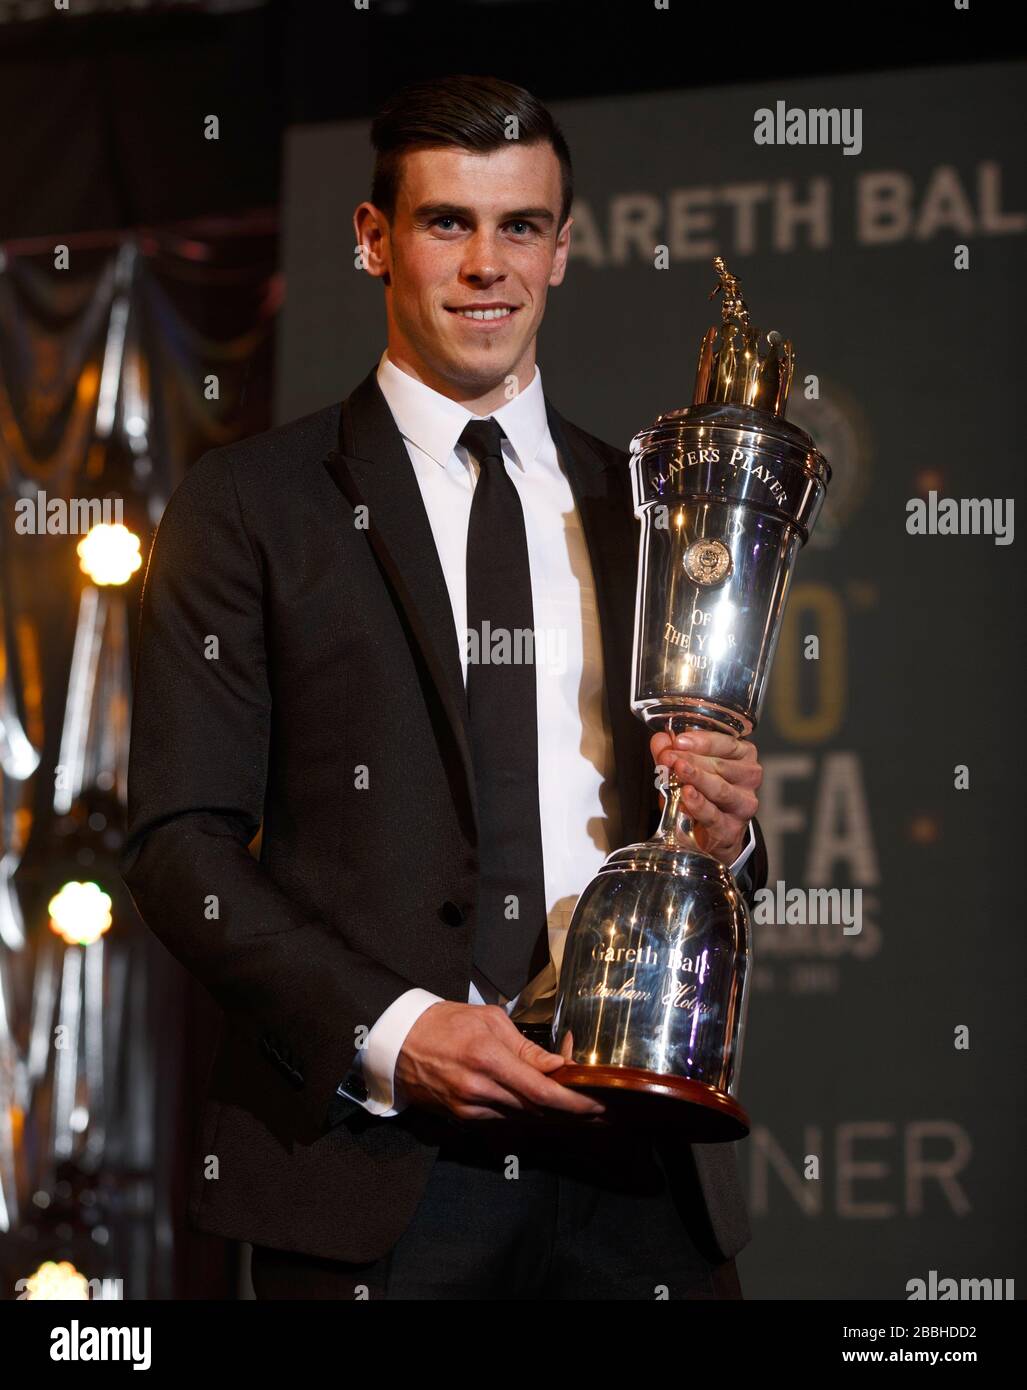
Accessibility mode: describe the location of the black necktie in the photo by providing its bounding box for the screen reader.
[460,417,550,1001]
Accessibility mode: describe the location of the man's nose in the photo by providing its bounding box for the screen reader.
[460,230,508,283]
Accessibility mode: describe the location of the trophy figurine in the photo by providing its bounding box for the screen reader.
[550,257,831,1140]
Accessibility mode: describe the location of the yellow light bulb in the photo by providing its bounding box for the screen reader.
[23,1260,90,1300]
[77,523,142,586]
[47,881,113,945]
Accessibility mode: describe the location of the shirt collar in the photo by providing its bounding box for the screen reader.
[375,348,549,472]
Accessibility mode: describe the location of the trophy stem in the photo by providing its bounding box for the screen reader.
[654,773,700,850]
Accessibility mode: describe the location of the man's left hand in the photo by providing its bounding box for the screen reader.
[650,730,762,867]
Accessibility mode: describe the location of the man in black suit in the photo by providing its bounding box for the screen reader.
[121,74,768,1300]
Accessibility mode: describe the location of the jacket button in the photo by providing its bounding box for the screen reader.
[438,900,465,927]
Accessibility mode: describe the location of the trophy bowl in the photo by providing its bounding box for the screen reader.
[550,259,831,1141]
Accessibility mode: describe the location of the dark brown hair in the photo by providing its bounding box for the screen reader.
[370,74,574,232]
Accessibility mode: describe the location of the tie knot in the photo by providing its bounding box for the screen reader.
[458,417,506,467]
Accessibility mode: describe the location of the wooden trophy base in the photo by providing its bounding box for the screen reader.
[551,1063,750,1142]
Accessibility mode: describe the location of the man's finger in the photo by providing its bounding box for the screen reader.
[486,1012,606,1114]
[649,731,675,760]
[669,758,759,819]
[501,1061,608,1114]
[487,1048,607,1115]
[679,785,742,855]
[662,749,761,790]
[670,730,754,760]
[454,1073,543,1115]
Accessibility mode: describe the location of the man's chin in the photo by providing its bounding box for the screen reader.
[437,347,525,395]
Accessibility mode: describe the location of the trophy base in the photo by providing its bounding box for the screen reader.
[551,1063,750,1142]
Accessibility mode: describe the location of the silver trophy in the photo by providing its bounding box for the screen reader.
[550,258,831,1140]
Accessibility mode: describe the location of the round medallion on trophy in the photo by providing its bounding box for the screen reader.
[683,538,732,587]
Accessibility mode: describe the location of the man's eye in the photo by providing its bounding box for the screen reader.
[429,216,538,235]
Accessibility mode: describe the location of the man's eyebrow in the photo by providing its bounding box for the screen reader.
[411,202,556,225]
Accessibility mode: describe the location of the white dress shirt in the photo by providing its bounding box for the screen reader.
[337,349,755,1116]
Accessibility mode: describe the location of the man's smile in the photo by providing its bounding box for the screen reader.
[444,302,522,327]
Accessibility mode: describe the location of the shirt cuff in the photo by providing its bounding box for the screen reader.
[728,820,756,877]
[337,988,445,1118]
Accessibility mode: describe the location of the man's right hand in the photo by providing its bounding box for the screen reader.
[394,1001,606,1122]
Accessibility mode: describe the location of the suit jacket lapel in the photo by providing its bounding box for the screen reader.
[322,366,479,842]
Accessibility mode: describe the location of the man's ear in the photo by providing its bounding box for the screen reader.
[354,201,390,282]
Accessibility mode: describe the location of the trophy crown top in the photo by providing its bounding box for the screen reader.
[709,255,750,325]
[694,256,794,417]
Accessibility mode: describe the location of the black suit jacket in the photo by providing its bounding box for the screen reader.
[120,363,768,1266]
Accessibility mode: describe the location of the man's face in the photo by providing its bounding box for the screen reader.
[355,141,571,399]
